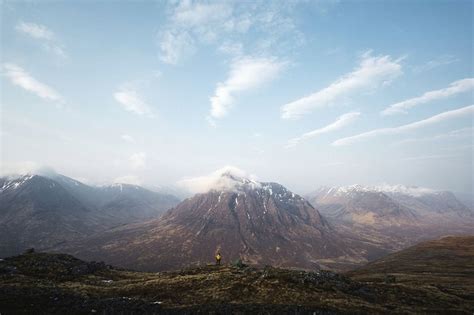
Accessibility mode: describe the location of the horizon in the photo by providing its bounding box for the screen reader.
[1,0,473,194]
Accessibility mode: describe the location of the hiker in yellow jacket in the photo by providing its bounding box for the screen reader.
[215,252,222,266]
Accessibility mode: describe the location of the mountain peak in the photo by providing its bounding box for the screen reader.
[178,166,262,194]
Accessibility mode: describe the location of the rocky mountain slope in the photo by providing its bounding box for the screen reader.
[1,238,473,314]
[64,171,364,271]
[0,174,180,257]
[305,184,474,261]
[307,185,474,241]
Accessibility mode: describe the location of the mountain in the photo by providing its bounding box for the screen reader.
[51,174,180,223]
[0,174,180,257]
[308,184,473,224]
[65,171,363,271]
[307,185,418,226]
[0,175,102,257]
[306,184,474,253]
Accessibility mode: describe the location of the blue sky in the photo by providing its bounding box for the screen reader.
[1,0,473,194]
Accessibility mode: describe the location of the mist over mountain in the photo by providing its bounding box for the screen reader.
[0,173,180,257]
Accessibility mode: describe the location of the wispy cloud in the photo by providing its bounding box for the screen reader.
[15,21,67,59]
[121,134,135,143]
[3,63,63,102]
[281,52,403,120]
[114,86,154,117]
[113,175,142,186]
[158,30,195,65]
[209,56,285,119]
[333,105,474,146]
[402,154,461,161]
[381,78,474,116]
[413,55,459,73]
[129,152,147,170]
[394,127,473,146]
[157,1,305,65]
[285,112,360,148]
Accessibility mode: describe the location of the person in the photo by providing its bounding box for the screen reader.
[215,252,222,266]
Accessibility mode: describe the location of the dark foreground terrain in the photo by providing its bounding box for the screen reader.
[1,236,473,314]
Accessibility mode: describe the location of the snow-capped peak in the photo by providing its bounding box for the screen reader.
[319,184,438,198]
[0,174,35,192]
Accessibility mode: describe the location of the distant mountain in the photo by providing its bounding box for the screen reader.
[50,174,180,223]
[308,184,473,224]
[306,184,474,252]
[66,170,363,271]
[0,174,180,257]
[307,185,418,226]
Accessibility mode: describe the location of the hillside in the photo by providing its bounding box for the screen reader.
[348,235,474,306]
[1,245,473,314]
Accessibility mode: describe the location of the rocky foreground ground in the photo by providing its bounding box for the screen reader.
[1,239,474,315]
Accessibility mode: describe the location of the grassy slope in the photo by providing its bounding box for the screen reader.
[1,242,474,314]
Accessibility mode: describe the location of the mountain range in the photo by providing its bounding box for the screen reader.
[306,184,474,252]
[1,170,473,272]
[0,173,180,257]
[64,171,362,271]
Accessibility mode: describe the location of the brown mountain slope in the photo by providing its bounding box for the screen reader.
[65,174,364,271]
[348,235,474,303]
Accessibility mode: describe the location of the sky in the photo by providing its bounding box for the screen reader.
[1,0,473,194]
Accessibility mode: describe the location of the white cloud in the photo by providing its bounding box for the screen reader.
[394,127,473,146]
[121,134,135,143]
[0,161,40,176]
[158,30,195,65]
[333,105,474,146]
[3,63,63,102]
[113,175,142,186]
[413,55,459,73]
[381,78,474,116]
[16,21,54,40]
[15,21,66,59]
[210,56,285,119]
[157,1,305,65]
[177,165,259,194]
[114,87,154,116]
[281,52,403,120]
[218,41,243,56]
[286,112,360,148]
[129,152,147,170]
[402,154,460,161]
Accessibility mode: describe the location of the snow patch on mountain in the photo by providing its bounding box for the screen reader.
[0,174,35,192]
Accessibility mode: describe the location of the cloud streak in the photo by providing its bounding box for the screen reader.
[281,52,403,120]
[15,21,67,59]
[333,105,474,146]
[286,112,360,148]
[210,56,285,119]
[381,78,474,116]
[3,63,63,102]
[114,87,154,117]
